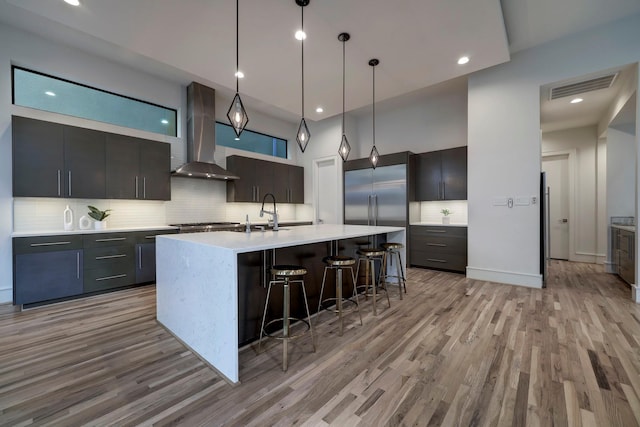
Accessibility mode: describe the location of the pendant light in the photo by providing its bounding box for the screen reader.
[227,0,249,137]
[369,58,380,168]
[296,0,311,152]
[338,32,351,162]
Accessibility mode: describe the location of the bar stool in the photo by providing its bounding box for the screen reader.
[380,242,407,300]
[355,247,390,316]
[317,255,363,336]
[259,265,316,371]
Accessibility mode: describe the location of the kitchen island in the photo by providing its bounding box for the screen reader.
[156,224,405,383]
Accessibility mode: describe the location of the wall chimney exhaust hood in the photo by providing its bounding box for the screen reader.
[172,82,240,180]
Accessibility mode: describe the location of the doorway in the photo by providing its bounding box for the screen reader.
[314,156,340,224]
[542,154,570,260]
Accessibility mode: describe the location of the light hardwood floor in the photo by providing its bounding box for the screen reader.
[1,261,640,426]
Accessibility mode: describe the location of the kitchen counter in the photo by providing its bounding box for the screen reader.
[611,224,636,232]
[156,224,405,383]
[12,225,177,238]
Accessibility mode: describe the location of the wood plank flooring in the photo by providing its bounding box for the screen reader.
[1,261,640,426]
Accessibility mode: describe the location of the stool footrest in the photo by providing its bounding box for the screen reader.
[262,317,311,341]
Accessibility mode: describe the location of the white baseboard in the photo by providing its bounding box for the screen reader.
[466,266,543,288]
[0,287,13,304]
[604,261,617,274]
[633,285,640,303]
[596,255,607,265]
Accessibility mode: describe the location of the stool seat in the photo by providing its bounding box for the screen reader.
[357,247,385,257]
[271,265,308,276]
[381,242,404,250]
[323,255,356,266]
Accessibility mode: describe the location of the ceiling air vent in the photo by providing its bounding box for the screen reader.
[550,73,618,100]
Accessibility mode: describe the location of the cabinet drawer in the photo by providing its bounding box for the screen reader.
[133,229,177,244]
[84,263,135,292]
[410,251,467,272]
[14,235,83,254]
[410,225,467,238]
[83,233,134,248]
[84,245,134,268]
[412,235,466,255]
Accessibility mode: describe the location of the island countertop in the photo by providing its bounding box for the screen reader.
[157,224,405,252]
[156,224,406,384]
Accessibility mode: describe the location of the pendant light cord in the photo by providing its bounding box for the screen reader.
[342,38,345,135]
[236,0,239,93]
[301,6,305,118]
[372,64,376,147]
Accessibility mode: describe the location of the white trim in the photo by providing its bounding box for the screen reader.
[0,287,12,304]
[312,155,342,225]
[542,149,577,262]
[604,261,617,273]
[466,266,543,288]
[632,285,640,303]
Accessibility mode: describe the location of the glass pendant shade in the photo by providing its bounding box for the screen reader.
[297,118,310,152]
[369,145,379,169]
[338,134,351,162]
[227,93,249,137]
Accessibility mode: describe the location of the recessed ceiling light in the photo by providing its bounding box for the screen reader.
[235,137,240,141]
[161,119,169,124]
[235,71,244,79]
[45,91,56,97]
[457,56,470,65]
[295,30,306,41]
[64,0,81,6]
[315,107,323,113]
[570,98,583,104]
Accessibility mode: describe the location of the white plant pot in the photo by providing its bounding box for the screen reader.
[442,217,450,225]
[94,220,107,230]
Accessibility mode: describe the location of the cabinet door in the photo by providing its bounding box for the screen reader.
[415,151,442,201]
[64,126,106,198]
[288,165,304,203]
[12,116,65,197]
[271,162,289,203]
[139,140,171,200]
[135,242,156,283]
[441,147,467,200]
[106,134,139,199]
[226,156,260,202]
[14,249,83,305]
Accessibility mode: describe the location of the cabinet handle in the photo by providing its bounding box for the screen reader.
[77,252,80,279]
[425,229,446,233]
[135,176,139,199]
[95,237,126,242]
[138,246,142,269]
[427,258,447,263]
[30,241,72,247]
[143,177,147,199]
[95,274,127,281]
[57,170,61,196]
[68,171,72,196]
[144,236,156,240]
[427,243,447,247]
[95,254,126,260]
[256,186,260,201]
[442,182,445,199]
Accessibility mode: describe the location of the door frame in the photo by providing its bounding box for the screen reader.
[542,149,577,262]
[313,155,342,225]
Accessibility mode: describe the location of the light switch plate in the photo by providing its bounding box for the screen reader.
[492,197,508,206]
[515,196,530,206]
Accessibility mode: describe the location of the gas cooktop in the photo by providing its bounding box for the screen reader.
[169,222,242,233]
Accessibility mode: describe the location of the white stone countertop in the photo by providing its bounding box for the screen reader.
[12,225,178,238]
[158,224,405,254]
[410,222,468,227]
[611,224,636,232]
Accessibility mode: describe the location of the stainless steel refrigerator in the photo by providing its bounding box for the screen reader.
[344,163,408,227]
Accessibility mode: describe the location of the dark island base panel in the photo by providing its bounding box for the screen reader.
[237,235,387,346]
[21,282,155,310]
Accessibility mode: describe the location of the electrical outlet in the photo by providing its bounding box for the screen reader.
[531,196,537,204]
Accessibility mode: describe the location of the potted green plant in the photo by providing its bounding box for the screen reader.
[441,208,452,225]
[88,205,112,230]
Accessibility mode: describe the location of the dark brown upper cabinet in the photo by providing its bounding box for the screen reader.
[415,146,467,201]
[226,155,303,204]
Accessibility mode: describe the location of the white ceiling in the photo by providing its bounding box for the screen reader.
[0,0,639,126]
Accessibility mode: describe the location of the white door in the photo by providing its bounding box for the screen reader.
[316,158,339,224]
[542,155,570,260]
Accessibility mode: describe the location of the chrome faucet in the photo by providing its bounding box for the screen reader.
[260,193,279,231]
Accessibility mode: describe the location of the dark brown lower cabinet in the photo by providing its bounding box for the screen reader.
[410,225,467,273]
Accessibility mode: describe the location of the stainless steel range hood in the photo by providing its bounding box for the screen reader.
[172,82,240,180]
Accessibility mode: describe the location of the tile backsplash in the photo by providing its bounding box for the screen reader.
[418,200,468,224]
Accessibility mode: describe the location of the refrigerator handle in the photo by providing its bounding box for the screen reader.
[373,195,378,226]
[367,195,372,226]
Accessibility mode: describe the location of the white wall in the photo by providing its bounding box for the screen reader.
[467,12,640,288]
[542,126,602,263]
[607,128,636,219]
